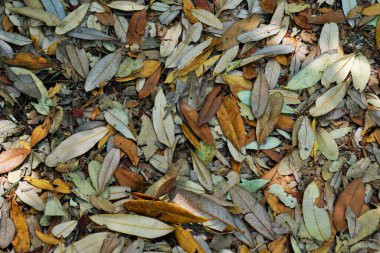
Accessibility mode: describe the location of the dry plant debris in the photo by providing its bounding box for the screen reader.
[1,0,380,252]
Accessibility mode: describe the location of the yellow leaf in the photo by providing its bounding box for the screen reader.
[31,116,52,148]
[116,60,161,82]
[362,3,380,16]
[238,245,250,253]
[35,230,61,245]
[164,70,179,83]
[11,198,30,252]
[183,0,198,23]
[181,124,202,150]
[53,178,71,194]
[98,125,117,149]
[223,75,252,96]
[179,49,213,76]
[24,176,54,191]
[174,226,205,253]
[48,83,62,98]
[195,54,221,77]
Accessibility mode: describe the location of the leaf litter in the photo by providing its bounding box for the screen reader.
[0,0,379,252]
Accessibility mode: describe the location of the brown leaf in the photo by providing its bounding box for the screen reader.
[138,66,161,99]
[309,11,346,24]
[30,116,52,148]
[216,15,260,51]
[114,167,149,191]
[179,48,214,76]
[275,115,294,133]
[35,230,61,245]
[113,134,139,166]
[217,97,246,149]
[256,92,283,147]
[124,200,209,224]
[127,9,147,46]
[180,101,214,145]
[251,68,269,119]
[11,198,30,252]
[376,17,380,49]
[261,0,277,13]
[181,124,202,149]
[198,85,223,125]
[268,236,287,253]
[1,53,55,70]
[145,176,176,199]
[333,178,365,231]
[0,148,30,174]
[94,0,114,26]
[174,226,205,253]
[194,0,211,11]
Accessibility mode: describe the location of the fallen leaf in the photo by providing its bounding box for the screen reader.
[98,148,121,193]
[362,3,380,16]
[174,226,205,253]
[190,150,213,191]
[113,135,139,166]
[0,148,30,174]
[321,53,355,87]
[30,115,51,148]
[153,89,175,149]
[251,68,269,119]
[351,54,370,92]
[138,66,162,99]
[35,230,61,245]
[332,178,365,231]
[0,202,15,249]
[55,3,90,34]
[191,9,223,29]
[309,11,346,24]
[1,53,54,70]
[126,10,147,46]
[11,198,30,252]
[24,176,54,191]
[90,214,174,239]
[298,116,314,160]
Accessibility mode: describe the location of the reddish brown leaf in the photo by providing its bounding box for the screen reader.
[127,9,147,46]
[94,0,114,26]
[216,97,246,149]
[333,178,365,231]
[198,85,223,125]
[180,101,215,145]
[114,167,149,191]
[112,134,139,166]
[261,0,277,13]
[0,148,30,174]
[138,66,161,99]
[309,11,346,24]
[194,0,211,11]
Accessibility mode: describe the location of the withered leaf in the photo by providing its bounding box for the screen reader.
[112,134,139,166]
[138,66,161,99]
[0,148,30,174]
[198,85,223,125]
[1,53,54,70]
[333,178,365,231]
[251,68,269,119]
[256,92,283,147]
[174,226,205,253]
[309,11,346,24]
[124,200,209,224]
[127,10,147,46]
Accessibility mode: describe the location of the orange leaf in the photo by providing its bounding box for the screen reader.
[24,176,54,191]
[116,60,161,82]
[138,66,161,99]
[198,85,223,125]
[332,178,365,231]
[11,198,30,252]
[174,225,205,253]
[216,97,246,149]
[114,168,149,191]
[35,230,61,245]
[268,236,287,253]
[98,125,117,149]
[124,200,209,224]
[127,10,147,46]
[1,52,55,70]
[183,0,198,23]
[112,134,139,166]
[362,3,380,16]
[30,116,52,148]
[0,148,30,174]
[180,101,214,145]
[309,11,346,24]
[53,179,72,194]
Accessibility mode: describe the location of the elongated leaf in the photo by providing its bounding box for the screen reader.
[342,0,357,27]
[160,22,182,57]
[286,51,338,90]
[198,85,223,125]
[251,68,269,118]
[6,4,61,26]
[15,182,45,211]
[321,53,355,87]
[190,150,213,191]
[178,39,212,69]
[41,0,66,19]
[52,220,78,238]
[127,10,147,46]
[319,23,339,53]
[85,49,123,91]
[175,226,204,253]
[351,54,370,92]
[98,148,121,193]
[137,115,158,159]
[53,232,112,253]
[237,24,280,43]
[11,198,30,252]
[0,202,15,249]
[332,178,364,231]
[298,116,314,160]
[256,92,283,147]
[124,200,209,224]
[107,1,145,11]
[217,97,246,150]
[0,30,32,46]
[309,82,348,117]
[347,207,380,245]
[153,89,175,149]
[68,27,116,41]
[55,3,90,34]
[265,59,281,88]
[104,108,135,141]
[191,9,223,29]
[66,44,89,79]
[230,186,275,240]
[362,3,380,16]
[0,148,30,174]
[90,214,174,238]
[45,127,109,167]
[302,181,331,241]
[213,46,239,76]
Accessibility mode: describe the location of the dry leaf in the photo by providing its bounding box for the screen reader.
[1,53,54,70]
[138,66,161,99]
[0,148,30,174]
[126,10,147,46]
[198,85,223,125]
[113,134,139,166]
[30,115,51,148]
[174,226,205,253]
[35,230,61,245]
[11,198,30,252]
[251,68,269,119]
[362,3,380,16]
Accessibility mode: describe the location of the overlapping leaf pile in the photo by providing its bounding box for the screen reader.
[0,0,380,252]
